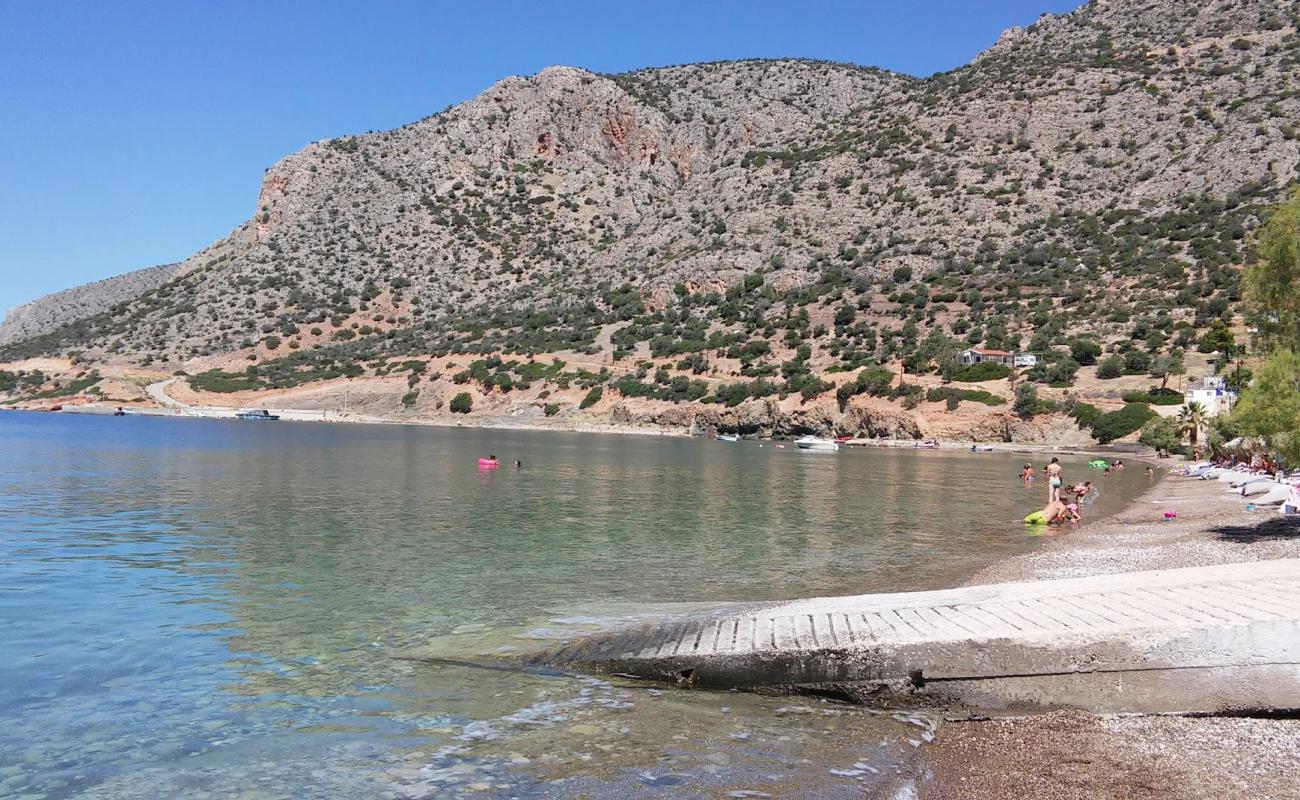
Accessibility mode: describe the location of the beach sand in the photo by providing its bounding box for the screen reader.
[917,470,1300,800]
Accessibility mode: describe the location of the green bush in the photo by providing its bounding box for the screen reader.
[29,371,102,399]
[1070,402,1102,426]
[1139,417,1182,452]
[544,403,560,417]
[189,369,262,393]
[450,392,473,414]
[1069,338,1102,366]
[579,386,604,409]
[1121,388,1184,405]
[1090,403,1158,443]
[926,387,1006,407]
[1124,349,1152,374]
[949,362,1011,382]
[1096,355,1125,379]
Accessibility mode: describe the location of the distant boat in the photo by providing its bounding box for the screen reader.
[794,436,839,452]
[716,433,740,443]
[237,409,280,421]
[835,435,854,443]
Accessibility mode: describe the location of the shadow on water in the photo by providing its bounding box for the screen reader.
[1210,515,1300,543]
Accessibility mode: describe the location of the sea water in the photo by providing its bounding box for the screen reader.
[0,412,1150,798]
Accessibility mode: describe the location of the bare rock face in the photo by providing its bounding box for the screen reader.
[3,0,1297,373]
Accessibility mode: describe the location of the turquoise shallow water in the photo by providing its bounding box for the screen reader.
[0,412,1150,798]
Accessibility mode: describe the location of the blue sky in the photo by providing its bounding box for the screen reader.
[0,0,1081,313]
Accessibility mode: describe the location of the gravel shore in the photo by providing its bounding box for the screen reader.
[917,469,1300,800]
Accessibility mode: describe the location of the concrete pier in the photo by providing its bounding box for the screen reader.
[529,559,1300,712]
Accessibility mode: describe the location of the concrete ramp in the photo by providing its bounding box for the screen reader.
[524,560,1300,711]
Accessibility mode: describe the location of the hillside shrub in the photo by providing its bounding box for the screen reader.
[1090,403,1157,443]
[1013,383,1057,418]
[1070,402,1102,427]
[949,362,1010,382]
[1069,338,1102,366]
[450,392,472,414]
[1124,349,1152,374]
[189,369,262,393]
[1121,388,1184,405]
[1096,355,1125,379]
[579,386,604,409]
[926,387,1006,407]
[1139,417,1182,453]
[543,403,560,417]
[30,371,103,399]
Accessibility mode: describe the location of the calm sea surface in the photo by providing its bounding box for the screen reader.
[0,412,1151,798]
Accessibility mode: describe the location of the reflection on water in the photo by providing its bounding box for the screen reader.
[0,413,1149,798]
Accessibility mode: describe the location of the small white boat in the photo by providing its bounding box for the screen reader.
[715,433,740,443]
[794,436,839,452]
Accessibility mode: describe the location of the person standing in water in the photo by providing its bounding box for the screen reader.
[1046,457,1063,503]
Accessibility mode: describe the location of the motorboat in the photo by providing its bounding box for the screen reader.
[237,409,280,421]
[715,433,740,443]
[794,436,839,451]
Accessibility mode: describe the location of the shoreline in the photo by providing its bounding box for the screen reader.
[12,403,1159,461]
[915,473,1300,800]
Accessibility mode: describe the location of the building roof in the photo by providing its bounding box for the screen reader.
[965,347,1012,356]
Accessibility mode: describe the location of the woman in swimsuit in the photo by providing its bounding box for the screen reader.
[1046,458,1063,502]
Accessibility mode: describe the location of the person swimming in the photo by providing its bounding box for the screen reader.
[1020,463,1035,481]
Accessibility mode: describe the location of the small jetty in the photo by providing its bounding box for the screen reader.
[520,560,1300,712]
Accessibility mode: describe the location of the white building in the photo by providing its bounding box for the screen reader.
[959,347,1014,367]
[957,348,1036,368]
[1184,375,1237,417]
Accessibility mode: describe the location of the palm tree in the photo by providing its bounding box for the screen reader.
[1178,401,1208,451]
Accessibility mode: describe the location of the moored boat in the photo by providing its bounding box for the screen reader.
[715,433,740,443]
[794,436,839,451]
[237,409,280,421]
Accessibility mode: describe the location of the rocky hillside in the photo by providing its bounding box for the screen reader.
[0,263,181,346]
[2,0,1298,439]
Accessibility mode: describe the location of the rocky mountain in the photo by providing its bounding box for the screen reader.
[2,0,1298,439]
[0,263,181,347]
